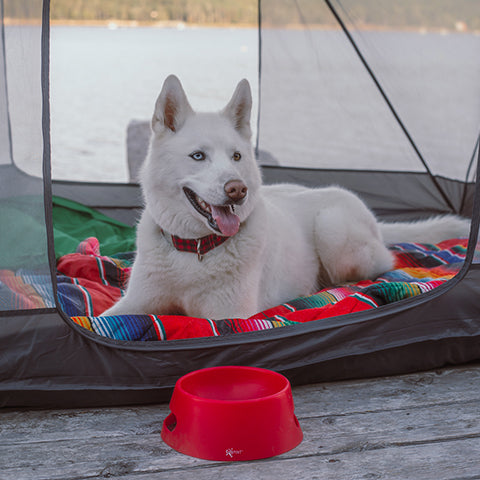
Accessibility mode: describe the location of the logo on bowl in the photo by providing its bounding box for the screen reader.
[226,448,244,458]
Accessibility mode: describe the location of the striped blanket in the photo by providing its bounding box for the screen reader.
[0,237,468,341]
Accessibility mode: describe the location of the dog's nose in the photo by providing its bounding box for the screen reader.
[224,180,248,202]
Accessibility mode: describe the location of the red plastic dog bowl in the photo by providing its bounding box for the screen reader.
[161,366,303,461]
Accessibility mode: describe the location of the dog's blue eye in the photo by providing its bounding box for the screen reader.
[190,151,206,161]
[233,152,241,161]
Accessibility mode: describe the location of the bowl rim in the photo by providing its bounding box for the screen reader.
[175,365,291,405]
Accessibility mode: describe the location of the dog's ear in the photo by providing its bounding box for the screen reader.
[222,79,252,139]
[152,75,194,134]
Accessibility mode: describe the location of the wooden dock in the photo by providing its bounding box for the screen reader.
[1,363,479,479]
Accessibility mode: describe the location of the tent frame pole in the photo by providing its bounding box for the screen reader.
[322,0,456,213]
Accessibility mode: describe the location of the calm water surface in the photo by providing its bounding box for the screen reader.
[50,26,258,181]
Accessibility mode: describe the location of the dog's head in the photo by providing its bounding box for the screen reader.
[140,75,262,239]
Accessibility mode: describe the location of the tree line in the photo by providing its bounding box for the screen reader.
[4,0,479,31]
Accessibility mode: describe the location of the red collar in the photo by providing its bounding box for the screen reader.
[161,230,230,260]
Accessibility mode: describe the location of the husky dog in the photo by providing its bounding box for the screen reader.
[103,75,469,319]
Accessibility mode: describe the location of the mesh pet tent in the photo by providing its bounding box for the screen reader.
[1,0,480,407]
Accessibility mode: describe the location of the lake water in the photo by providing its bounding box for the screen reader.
[48,26,480,182]
[50,26,258,181]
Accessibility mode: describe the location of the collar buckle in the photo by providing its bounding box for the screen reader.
[197,239,204,262]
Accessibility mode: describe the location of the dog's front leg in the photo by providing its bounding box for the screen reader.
[199,293,259,320]
[101,259,170,316]
[188,272,261,320]
[101,294,151,316]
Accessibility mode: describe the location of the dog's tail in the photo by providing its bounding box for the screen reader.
[379,215,471,245]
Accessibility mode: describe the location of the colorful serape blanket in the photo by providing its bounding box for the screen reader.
[0,268,55,310]
[0,237,468,340]
[61,237,468,341]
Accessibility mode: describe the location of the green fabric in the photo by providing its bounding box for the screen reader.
[52,196,136,258]
[0,195,136,269]
[0,195,50,270]
[0,195,136,270]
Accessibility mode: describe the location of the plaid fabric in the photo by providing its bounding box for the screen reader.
[167,231,230,256]
[57,237,132,317]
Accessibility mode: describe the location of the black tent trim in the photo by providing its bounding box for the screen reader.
[51,169,475,215]
[0,307,57,318]
[42,0,58,311]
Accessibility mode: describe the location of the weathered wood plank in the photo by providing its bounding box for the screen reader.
[99,437,480,480]
[293,366,480,416]
[0,406,169,445]
[1,398,479,479]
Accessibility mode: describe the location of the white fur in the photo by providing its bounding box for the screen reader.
[103,76,470,320]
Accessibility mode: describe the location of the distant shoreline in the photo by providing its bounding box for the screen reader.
[51,19,255,29]
[4,18,255,29]
[4,17,479,35]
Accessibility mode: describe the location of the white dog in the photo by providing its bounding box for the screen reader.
[103,75,469,319]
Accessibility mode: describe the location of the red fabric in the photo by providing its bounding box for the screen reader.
[160,315,219,340]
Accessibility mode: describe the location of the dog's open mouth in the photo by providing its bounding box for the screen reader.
[183,187,240,237]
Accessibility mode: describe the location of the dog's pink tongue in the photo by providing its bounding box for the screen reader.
[211,205,240,237]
